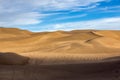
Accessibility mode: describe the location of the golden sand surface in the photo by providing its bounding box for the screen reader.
[0,28,120,80]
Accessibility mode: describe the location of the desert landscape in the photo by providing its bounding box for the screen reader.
[0,28,120,80]
[0,0,120,80]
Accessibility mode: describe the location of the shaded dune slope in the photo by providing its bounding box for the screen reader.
[0,57,120,80]
[0,52,29,65]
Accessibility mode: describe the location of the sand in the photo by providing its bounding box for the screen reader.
[0,28,120,80]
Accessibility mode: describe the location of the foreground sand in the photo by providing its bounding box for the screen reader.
[0,58,120,80]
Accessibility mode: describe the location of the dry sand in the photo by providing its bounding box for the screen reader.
[0,28,120,80]
[0,59,120,80]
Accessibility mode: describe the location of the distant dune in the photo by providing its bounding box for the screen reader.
[0,28,120,54]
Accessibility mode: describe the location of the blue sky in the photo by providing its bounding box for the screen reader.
[0,0,120,32]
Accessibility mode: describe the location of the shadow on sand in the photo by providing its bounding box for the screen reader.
[0,52,120,80]
[0,52,29,65]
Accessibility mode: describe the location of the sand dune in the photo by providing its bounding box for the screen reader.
[0,28,120,64]
[0,28,120,54]
[0,28,120,80]
[0,28,32,39]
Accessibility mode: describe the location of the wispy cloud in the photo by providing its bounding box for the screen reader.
[41,17,120,31]
[27,0,107,11]
[0,0,107,26]
[88,5,120,13]
[100,6,120,13]
[71,3,100,12]
[0,12,44,26]
[53,14,87,21]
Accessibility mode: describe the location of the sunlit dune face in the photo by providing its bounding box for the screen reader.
[0,29,120,53]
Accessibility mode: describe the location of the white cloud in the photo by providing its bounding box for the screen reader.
[43,17,120,31]
[53,14,87,21]
[0,12,43,26]
[27,0,106,11]
[88,5,120,13]
[0,0,107,12]
[71,3,100,12]
[0,0,107,26]
[0,11,62,26]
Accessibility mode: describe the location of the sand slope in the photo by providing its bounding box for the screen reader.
[0,28,120,62]
[0,28,120,54]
